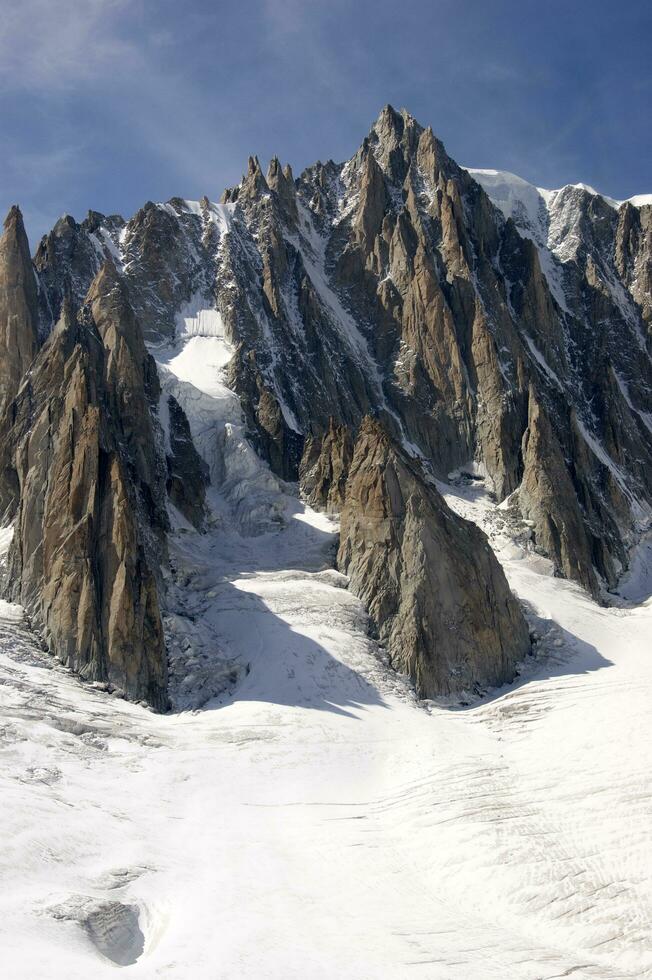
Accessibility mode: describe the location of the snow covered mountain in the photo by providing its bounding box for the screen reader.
[0,105,651,977]
[30,108,652,599]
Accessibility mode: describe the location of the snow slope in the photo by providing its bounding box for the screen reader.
[154,304,286,535]
[1,330,652,979]
[467,167,652,217]
[466,167,651,322]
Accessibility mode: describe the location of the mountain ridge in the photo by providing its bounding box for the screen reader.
[0,104,650,708]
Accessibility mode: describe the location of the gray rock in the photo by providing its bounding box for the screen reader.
[165,393,209,529]
[33,210,124,332]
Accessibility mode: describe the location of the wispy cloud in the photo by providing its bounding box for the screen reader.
[0,0,245,218]
[0,123,91,241]
[0,0,141,89]
[2,139,87,183]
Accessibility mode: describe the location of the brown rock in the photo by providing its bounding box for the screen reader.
[338,418,530,698]
[0,282,168,708]
[86,259,167,525]
[299,418,353,513]
[0,206,39,411]
[517,386,599,597]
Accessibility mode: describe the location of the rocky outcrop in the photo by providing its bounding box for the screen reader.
[0,206,39,411]
[227,348,305,482]
[615,201,652,332]
[85,259,168,527]
[33,210,125,332]
[0,266,168,709]
[266,157,298,227]
[299,418,353,513]
[338,418,531,698]
[164,393,209,529]
[517,387,599,596]
[120,199,213,343]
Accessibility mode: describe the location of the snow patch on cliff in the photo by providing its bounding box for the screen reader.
[153,327,285,536]
[467,167,651,215]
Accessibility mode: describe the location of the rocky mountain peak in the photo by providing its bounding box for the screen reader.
[83,209,124,235]
[0,203,39,411]
[53,213,78,235]
[267,155,282,181]
[371,104,422,148]
[0,290,168,707]
[4,204,26,235]
[220,155,270,206]
[266,156,298,225]
[33,206,124,333]
[241,155,269,200]
[365,104,450,188]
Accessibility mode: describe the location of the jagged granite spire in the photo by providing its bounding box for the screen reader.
[33,209,125,330]
[0,205,38,410]
[267,156,298,225]
[0,269,169,709]
[337,418,531,696]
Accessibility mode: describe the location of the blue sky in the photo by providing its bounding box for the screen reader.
[1,0,650,245]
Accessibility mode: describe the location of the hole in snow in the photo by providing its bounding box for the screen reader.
[82,901,145,967]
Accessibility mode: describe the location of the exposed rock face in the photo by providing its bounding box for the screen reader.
[615,202,652,332]
[33,210,125,333]
[517,387,599,595]
[164,393,209,529]
[3,103,650,714]
[229,351,305,482]
[0,206,39,412]
[120,199,214,343]
[85,259,168,529]
[299,418,353,513]
[0,266,168,709]
[338,418,530,697]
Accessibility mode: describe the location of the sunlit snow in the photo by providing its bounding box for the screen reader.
[466,167,651,318]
